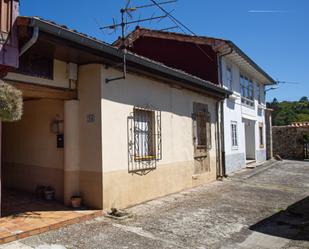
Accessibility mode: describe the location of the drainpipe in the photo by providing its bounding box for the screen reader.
[19,26,39,57]
[218,46,234,177]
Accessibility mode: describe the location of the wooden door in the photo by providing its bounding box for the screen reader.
[192,103,211,174]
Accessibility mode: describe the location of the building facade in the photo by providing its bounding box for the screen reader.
[119,28,276,175]
[0,16,230,215]
[220,56,270,173]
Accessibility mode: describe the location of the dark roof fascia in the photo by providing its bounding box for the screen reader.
[24,17,230,99]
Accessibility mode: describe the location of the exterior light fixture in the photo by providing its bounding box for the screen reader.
[51,116,64,134]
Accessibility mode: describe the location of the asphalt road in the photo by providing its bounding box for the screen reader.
[2,160,309,249]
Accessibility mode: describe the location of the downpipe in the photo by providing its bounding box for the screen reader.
[19,26,39,57]
[217,46,234,178]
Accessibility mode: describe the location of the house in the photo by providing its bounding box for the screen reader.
[116,27,276,175]
[0,11,231,214]
[0,0,19,76]
[0,0,20,217]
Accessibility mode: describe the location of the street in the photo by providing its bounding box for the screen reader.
[2,160,309,249]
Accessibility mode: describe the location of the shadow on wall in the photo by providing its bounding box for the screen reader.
[250,196,309,241]
[101,68,217,120]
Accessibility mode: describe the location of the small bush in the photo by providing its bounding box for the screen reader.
[0,81,23,121]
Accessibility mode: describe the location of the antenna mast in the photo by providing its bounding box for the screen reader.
[101,0,177,83]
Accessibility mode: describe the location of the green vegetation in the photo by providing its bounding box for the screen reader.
[0,81,23,122]
[267,96,309,126]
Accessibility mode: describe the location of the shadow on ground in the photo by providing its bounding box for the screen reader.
[250,196,309,241]
[1,188,73,217]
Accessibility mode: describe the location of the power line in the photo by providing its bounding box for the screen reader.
[149,0,213,61]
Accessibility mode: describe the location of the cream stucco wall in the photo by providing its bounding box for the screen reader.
[77,64,103,209]
[2,99,64,200]
[101,67,218,209]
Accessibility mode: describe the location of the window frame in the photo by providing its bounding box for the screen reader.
[240,74,254,107]
[259,122,264,148]
[133,108,156,161]
[0,0,13,35]
[17,52,54,80]
[127,106,162,175]
[231,121,238,150]
[257,83,263,104]
[192,103,212,151]
[226,65,233,91]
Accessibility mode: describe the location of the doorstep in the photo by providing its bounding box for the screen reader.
[0,209,103,245]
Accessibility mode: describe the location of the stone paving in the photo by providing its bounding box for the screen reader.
[1,160,309,249]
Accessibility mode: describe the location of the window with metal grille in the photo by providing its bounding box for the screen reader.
[17,52,54,79]
[127,107,162,175]
[231,121,238,149]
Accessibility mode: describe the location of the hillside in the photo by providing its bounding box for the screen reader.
[267,97,309,126]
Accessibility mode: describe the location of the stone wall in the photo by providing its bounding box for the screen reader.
[273,126,309,159]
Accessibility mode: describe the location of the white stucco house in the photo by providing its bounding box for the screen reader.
[220,51,275,174]
[120,28,276,175]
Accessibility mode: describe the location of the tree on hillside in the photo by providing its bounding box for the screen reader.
[268,96,309,126]
[299,96,309,103]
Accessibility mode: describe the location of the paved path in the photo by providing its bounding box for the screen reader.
[1,160,309,249]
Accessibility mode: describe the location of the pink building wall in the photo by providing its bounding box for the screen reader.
[0,0,19,76]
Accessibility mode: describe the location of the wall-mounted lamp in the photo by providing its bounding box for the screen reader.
[51,116,64,135]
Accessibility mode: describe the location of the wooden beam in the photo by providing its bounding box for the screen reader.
[5,80,77,100]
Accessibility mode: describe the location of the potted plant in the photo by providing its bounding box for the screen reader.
[71,195,82,208]
[44,186,55,201]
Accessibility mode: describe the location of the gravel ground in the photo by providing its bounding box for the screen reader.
[1,160,309,249]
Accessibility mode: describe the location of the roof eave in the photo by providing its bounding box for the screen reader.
[226,41,276,85]
[18,16,230,99]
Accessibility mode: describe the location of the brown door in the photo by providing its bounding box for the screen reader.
[192,103,211,174]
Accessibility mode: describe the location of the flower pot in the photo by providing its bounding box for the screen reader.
[44,189,55,201]
[71,197,82,208]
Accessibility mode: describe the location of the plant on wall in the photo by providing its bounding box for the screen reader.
[0,81,23,121]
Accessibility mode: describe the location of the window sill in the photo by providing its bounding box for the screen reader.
[232,146,239,151]
[229,92,240,100]
[134,155,157,161]
[258,104,266,109]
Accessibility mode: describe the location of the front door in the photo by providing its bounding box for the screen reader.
[192,103,211,174]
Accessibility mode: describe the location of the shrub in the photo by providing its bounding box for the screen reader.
[0,81,23,121]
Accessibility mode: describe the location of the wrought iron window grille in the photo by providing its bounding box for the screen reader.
[127,106,162,176]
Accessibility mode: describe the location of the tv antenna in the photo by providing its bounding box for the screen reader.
[265,79,301,93]
[101,0,178,83]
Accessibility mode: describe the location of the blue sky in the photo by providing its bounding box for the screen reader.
[20,0,308,102]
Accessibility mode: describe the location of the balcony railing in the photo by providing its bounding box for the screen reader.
[241,97,254,107]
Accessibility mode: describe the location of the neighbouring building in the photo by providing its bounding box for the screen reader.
[117,27,276,175]
[0,14,231,215]
[273,122,309,160]
[0,0,20,217]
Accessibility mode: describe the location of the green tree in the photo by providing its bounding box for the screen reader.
[299,96,309,103]
[268,97,309,126]
[273,109,298,126]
